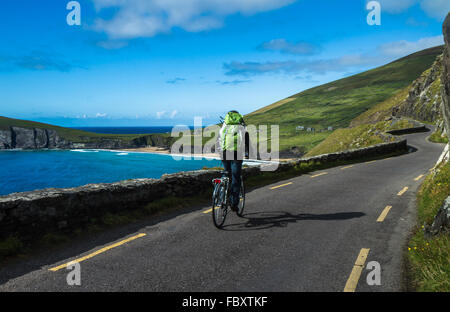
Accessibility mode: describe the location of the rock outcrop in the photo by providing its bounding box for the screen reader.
[442,13,450,142]
[0,126,172,150]
[0,127,70,149]
[0,129,12,149]
[393,54,444,124]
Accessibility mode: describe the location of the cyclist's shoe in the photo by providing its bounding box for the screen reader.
[230,205,238,212]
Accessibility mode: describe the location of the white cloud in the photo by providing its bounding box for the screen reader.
[379,35,444,56]
[420,0,450,21]
[405,17,428,27]
[166,77,186,84]
[224,35,444,76]
[170,110,178,119]
[367,0,450,20]
[224,54,383,76]
[95,112,108,118]
[96,40,129,50]
[156,111,166,119]
[258,39,319,55]
[374,0,419,13]
[92,0,296,39]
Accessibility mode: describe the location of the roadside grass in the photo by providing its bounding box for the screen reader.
[406,162,450,292]
[304,119,418,157]
[305,117,420,157]
[350,87,410,126]
[305,125,385,157]
[0,236,24,258]
[429,129,449,144]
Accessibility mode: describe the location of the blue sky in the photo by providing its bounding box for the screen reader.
[0,0,448,126]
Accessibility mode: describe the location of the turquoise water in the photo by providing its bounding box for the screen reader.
[0,150,222,196]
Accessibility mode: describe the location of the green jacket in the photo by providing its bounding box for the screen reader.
[219,111,245,152]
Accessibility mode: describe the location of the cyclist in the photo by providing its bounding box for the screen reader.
[216,110,250,212]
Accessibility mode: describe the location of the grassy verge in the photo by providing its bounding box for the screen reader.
[305,119,415,157]
[429,129,449,144]
[406,162,450,291]
[350,87,410,126]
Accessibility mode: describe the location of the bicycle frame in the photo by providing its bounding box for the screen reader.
[211,171,245,228]
[212,176,230,208]
[212,173,243,208]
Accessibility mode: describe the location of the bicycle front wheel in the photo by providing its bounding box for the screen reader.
[212,183,227,228]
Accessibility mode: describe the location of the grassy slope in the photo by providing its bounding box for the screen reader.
[351,86,410,126]
[245,46,443,153]
[0,116,171,144]
[429,129,449,144]
[407,162,450,291]
[305,118,415,156]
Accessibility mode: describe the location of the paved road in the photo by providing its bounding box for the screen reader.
[0,128,445,292]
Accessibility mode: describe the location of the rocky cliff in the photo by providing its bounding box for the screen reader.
[442,13,450,142]
[0,126,171,150]
[392,54,444,126]
[0,127,70,149]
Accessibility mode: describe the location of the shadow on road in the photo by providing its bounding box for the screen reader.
[407,146,418,153]
[0,202,208,286]
[222,211,365,231]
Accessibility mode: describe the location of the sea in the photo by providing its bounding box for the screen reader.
[0,148,222,196]
[0,126,229,196]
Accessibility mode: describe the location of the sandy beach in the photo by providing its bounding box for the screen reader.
[122,146,221,159]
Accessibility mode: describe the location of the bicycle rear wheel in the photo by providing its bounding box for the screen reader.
[212,183,227,228]
[236,180,245,217]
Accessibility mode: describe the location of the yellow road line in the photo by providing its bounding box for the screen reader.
[366,160,377,164]
[203,208,213,214]
[311,172,328,178]
[344,248,370,292]
[49,233,147,272]
[270,182,293,190]
[377,205,392,222]
[414,174,424,181]
[397,187,408,196]
[341,165,354,170]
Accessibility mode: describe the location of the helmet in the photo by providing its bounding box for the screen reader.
[224,110,244,125]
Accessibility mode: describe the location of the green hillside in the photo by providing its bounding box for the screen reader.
[245,45,444,153]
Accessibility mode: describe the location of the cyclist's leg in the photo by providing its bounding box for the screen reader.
[230,160,243,208]
[222,159,231,177]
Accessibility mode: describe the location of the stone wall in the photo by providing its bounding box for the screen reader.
[386,125,428,136]
[0,139,407,242]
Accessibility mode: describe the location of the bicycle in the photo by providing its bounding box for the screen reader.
[211,171,245,229]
